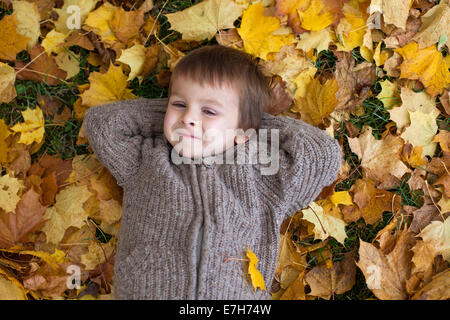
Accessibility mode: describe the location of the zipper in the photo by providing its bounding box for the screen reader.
[193,162,211,299]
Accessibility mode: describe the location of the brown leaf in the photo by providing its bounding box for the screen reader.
[304,251,356,300]
[0,188,48,248]
[266,76,294,115]
[334,51,375,111]
[357,228,415,299]
[15,44,67,86]
[411,269,450,300]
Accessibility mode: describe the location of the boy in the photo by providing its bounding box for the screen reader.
[83,45,343,299]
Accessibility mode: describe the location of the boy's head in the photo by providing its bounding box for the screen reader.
[163,44,271,160]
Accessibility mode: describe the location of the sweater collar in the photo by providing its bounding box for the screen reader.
[162,133,254,168]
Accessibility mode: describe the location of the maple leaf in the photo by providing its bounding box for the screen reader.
[388,87,441,132]
[0,188,48,249]
[412,3,450,50]
[41,184,93,245]
[357,228,416,300]
[304,251,356,299]
[12,0,41,51]
[292,77,338,126]
[166,0,244,42]
[0,13,30,61]
[411,269,450,300]
[347,126,411,189]
[79,63,137,107]
[297,0,334,31]
[83,2,119,45]
[418,216,450,262]
[0,173,23,214]
[116,44,147,82]
[335,1,368,52]
[237,2,295,60]
[301,201,347,245]
[15,44,67,86]
[394,42,450,97]
[400,110,438,159]
[370,0,414,30]
[109,6,144,44]
[9,106,45,145]
[296,27,335,53]
[342,178,402,225]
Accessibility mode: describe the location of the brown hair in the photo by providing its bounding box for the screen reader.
[167,44,271,131]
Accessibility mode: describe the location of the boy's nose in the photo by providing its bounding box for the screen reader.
[181,114,201,126]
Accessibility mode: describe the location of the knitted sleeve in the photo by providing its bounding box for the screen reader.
[255,113,343,224]
[82,97,168,188]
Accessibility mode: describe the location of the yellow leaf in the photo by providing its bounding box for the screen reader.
[237,2,295,60]
[41,29,67,56]
[10,106,45,145]
[41,184,93,244]
[83,2,119,45]
[293,66,317,99]
[335,1,367,52]
[296,27,335,53]
[0,14,30,61]
[165,0,244,42]
[388,86,440,132]
[0,274,27,299]
[19,249,67,271]
[0,172,24,213]
[419,216,450,262]
[80,239,115,270]
[292,77,338,126]
[400,110,438,158]
[12,0,41,51]
[376,79,398,109]
[394,42,450,97]
[373,41,389,67]
[246,246,266,291]
[117,44,146,82]
[330,191,353,207]
[0,119,12,163]
[54,49,81,80]
[301,202,347,245]
[80,63,137,107]
[296,0,334,31]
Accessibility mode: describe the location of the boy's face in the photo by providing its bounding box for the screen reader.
[164,75,249,159]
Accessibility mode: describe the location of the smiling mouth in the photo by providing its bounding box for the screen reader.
[180,134,200,140]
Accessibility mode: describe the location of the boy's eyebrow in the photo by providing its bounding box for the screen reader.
[171,93,224,108]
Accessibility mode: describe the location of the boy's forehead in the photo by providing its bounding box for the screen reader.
[173,75,237,92]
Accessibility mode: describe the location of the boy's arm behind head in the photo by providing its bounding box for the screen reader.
[254,113,343,225]
[82,97,168,188]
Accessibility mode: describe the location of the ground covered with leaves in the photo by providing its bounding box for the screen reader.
[0,0,449,300]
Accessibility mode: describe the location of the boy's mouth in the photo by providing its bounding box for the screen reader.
[179,133,201,140]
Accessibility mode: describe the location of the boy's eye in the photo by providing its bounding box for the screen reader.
[204,110,216,116]
[173,104,216,116]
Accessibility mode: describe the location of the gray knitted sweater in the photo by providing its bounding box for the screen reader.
[83,97,342,300]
